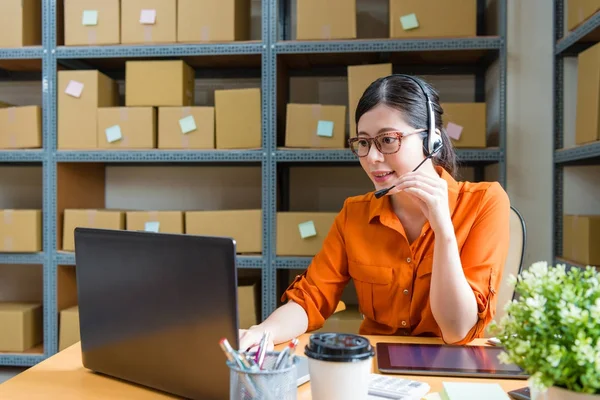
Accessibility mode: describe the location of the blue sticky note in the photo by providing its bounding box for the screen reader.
[179,115,197,134]
[316,120,334,137]
[400,13,419,30]
[298,221,317,239]
[82,10,98,26]
[144,221,160,233]
[105,125,122,143]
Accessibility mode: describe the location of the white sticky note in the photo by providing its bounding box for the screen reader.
[144,221,160,233]
[400,13,419,30]
[65,80,84,98]
[446,122,463,140]
[105,125,123,143]
[298,221,317,239]
[316,120,334,137]
[140,9,157,24]
[82,10,98,26]
[179,115,197,134]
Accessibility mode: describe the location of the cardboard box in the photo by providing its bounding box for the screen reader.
[347,64,392,138]
[441,103,487,148]
[126,60,195,107]
[0,303,43,352]
[285,104,347,148]
[121,0,176,44]
[97,107,157,149]
[296,0,356,40]
[158,107,215,149]
[0,210,42,252]
[58,70,119,149]
[238,285,257,329]
[64,0,120,46]
[567,0,600,31]
[177,0,251,42]
[185,210,262,254]
[563,215,600,266]
[0,0,41,48]
[276,212,337,256]
[126,211,184,234]
[389,0,476,38]
[0,106,42,149]
[59,306,80,351]
[576,42,600,145]
[63,209,125,251]
[215,88,261,149]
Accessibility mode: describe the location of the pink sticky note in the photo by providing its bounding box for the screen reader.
[140,9,156,24]
[446,122,463,140]
[65,80,84,98]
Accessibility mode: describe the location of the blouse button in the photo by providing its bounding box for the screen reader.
[403,289,409,295]
[406,257,411,263]
[401,320,407,327]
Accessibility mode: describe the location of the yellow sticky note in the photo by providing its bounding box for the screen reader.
[298,221,317,239]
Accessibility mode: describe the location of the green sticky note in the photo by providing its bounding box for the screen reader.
[179,115,197,134]
[105,125,122,143]
[316,120,334,137]
[298,221,317,239]
[82,10,98,26]
[400,13,419,30]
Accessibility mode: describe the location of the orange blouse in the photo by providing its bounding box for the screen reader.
[282,167,511,345]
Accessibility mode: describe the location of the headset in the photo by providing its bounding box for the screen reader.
[373,74,444,199]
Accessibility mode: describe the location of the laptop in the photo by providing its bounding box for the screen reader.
[74,227,239,400]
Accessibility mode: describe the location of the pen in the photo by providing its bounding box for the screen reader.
[219,338,258,398]
[254,331,270,369]
[286,338,299,367]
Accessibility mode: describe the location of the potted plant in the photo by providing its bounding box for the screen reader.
[490,261,600,400]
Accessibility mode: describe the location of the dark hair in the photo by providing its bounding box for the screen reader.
[355,74,458,178]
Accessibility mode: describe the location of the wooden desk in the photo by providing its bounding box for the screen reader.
[0,334,527,399]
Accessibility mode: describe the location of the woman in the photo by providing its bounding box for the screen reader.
[239,74,510,351]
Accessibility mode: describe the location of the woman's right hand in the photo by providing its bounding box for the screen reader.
[238,326,275,353]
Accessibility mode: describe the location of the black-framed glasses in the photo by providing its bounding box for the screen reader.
[348,130,424,157]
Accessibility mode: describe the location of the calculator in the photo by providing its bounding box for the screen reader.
[368,374,431,399]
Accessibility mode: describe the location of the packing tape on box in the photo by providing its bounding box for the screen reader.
[147,211,159,220]
[200,26,210,41]
[144,26,153,43]
[7,107,16,123]
[87,29,97,45]
[87,210,97,226]
[3,237,13,251]
[3,210,14,225]
[118,108,130,147]
[321,25,332,39]
[311,105,322,147]
[8,133,17,148]
[181,107,192,148]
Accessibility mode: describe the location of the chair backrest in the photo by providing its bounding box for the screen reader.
[492,206,526,327]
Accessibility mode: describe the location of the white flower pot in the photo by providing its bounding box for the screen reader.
[533,386,600,400]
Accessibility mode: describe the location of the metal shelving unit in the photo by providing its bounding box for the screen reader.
[552,2,600,266]
[0,0,507,366]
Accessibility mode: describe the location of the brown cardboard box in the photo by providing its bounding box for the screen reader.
[576,42,600,145]
[296,0,356,40]
[0,106,42,149]
[64,0,120,46]
[276,212,337,256]
[177,0,251,42]
[389,0,477,38]
[0,210,42,252]
[441,103,487,148]
[215,88,261,149]
[63,209,125,251]
[97,107,157,149]
[185,210,262,254]
[121,0,176,44]
[58,70,119,149]
[347,63,392,138]
[238,284,257,329]
[126,60,195,107]
[285,104,347,148]
[0,303,43,352]
[126,211,184,233]
[158,107,215,149]
[0,0,41,48]
[563,215,600,266]
[59,306,80,351]
[567,0,600,30]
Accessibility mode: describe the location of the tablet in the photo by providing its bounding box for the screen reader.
[376,342,529,379]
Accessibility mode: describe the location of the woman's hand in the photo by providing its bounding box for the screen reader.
[238,326,275,353]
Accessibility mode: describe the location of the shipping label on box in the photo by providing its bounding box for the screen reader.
[276,212,337,256]
[296,0,356,40]
[0,303,43,352]
[0,210,42,252]
[64,0,120,46]
[158,107,215,149]
[0,0,42,48]
[562,214,600,266]
[58,70,119,149]
[576,42,600,145]
[285,104,347,148]
[126,60,195,107]
[0,106,42,149]
[441,103,487,148]
[185,210,262,254]
[59,306,80,351]
[63,209,125,251]
[97,107,157,149]
[215,88,261,149]
[389,0,476,38]
[177,0,251,42]
[126,211,184,234]
[121,0,176,44]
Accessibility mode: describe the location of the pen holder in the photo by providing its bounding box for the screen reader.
[227,352,298,400]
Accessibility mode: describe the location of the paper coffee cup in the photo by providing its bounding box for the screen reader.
[304,333,375,400]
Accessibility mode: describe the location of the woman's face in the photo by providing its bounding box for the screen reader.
[355,103,427,191]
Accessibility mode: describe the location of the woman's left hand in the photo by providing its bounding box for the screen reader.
[393,171,453,235]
